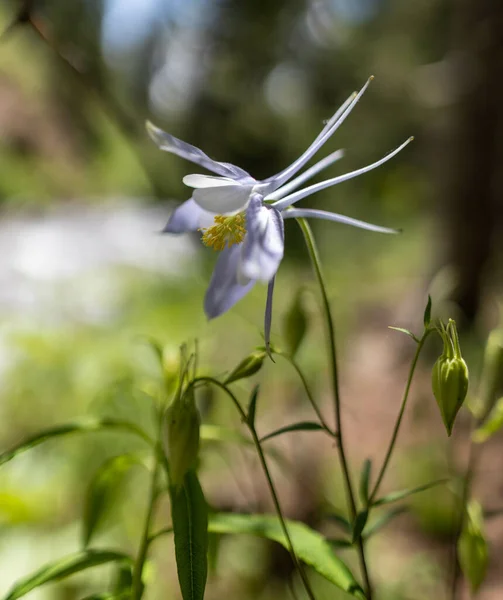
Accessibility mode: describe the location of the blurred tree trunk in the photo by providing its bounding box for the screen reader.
[443,0,503,323]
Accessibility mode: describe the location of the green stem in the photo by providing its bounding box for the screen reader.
[132,452,161,599]
[192,376,317,600]
[297,218,372,599]
[369,329,431,504]
[275,350,336,436]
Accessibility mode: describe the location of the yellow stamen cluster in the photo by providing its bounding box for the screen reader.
[200,214,246,251]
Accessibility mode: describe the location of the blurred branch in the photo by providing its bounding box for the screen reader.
[2,3,165,198]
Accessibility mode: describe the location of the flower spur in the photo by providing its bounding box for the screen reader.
[147,77,412,346]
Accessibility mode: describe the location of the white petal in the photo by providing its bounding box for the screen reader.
[192,183,254,214]
[239,200,284,282]
[183,174,236,188]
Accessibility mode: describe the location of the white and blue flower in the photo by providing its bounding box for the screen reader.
[148,77,412,344]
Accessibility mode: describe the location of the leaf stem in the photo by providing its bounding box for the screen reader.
[132,422,162,599]
[369,329,431,504]
[296,218,372,599]
[191,376,317,600]
[274,350,336,436]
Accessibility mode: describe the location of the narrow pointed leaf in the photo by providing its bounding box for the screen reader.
[209,513,364,598]
[171,470,208,600]
[363,506,407,539]
[82,454,141,547]
[351,510,368,544]
[3,550,132,600]
[423,295,432,328]
[328,538,353,549]
[326,511,352,534]
[283,288,309,358]
[0,418,153,467]
[372,479,448,506]
[472,397,503,443]
[458,501,488,593]
[359,459,372,506]
[388,327,420,343]
[247,385,260,427]
[260,421,324,443]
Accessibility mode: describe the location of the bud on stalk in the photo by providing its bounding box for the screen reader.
[432,319,469,436]
[163,386,200,487]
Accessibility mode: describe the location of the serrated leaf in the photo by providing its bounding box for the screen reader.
[0,418,153,467]
[283,288,309,358]
[171,470,208,600]
[363,506,407,539]
[359,460,372,506]
[473,397,503,443]
[3,550,132,600]
[372,479,448,506]
[260,421,324,443]
[458,501,488,593]
[351,510,368,544]
[388,327,420,343]
[83,454,141,547]
[247,385,260,427]
[424,295,432,327]
[209,513,364,598]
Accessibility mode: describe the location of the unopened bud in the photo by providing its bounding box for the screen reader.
[163,387,200,487]
[224,351,266,385]
[432,319,469,436]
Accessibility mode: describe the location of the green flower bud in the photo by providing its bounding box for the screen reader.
[432,319,469,436]
[457,500,488,593]
[224,351,266,385]
[163,387,200,487]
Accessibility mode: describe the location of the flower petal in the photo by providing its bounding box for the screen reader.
[183,174,236,188]
[192,183,254,214]
[146,121,250,180]
[204,245,255,319]
[162,198,214,233]
[282,208,400,234]
[239,196,284,282]
[272,137,414,211]
[263,78,373,191]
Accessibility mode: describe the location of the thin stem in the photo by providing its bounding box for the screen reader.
[449,420,480,600]
[274,350,335,436]
[296,218,372,599]
[369,329,432,504]
[191,376,317,600]
[132,449,161,599]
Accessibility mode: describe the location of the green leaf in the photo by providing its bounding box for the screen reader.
[458,501,488,593]
[372,479,448,506]
[351,510,368,544]
[388,327,420,343]
[359,459,372,506]
[473,397,503,443]
[200,424,251,446]
[424,295,432,328]
[260,421,324,443]
[328,538,353,549]
[363,507,407,539]
[0,418,153,467]
[247,385,260,427]
[224,352,266,385]
[3,550,132,600]
[209,513,364,598]
[326,511,352,534]
[282,288,309,358]
[82,454,141,547]
[171,470,208,600]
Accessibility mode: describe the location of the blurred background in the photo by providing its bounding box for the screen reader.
[0,0,502,598]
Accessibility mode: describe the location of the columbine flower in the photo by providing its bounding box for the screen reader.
[147,77,412,346]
